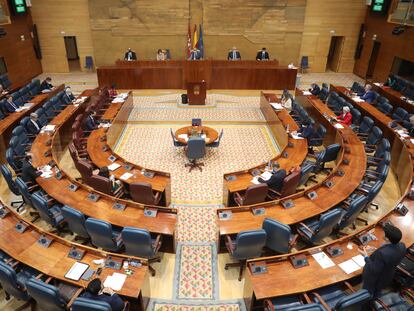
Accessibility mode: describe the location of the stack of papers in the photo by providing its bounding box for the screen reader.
[303,91,312,96]
[103,273,127,291]
[352,97,364,103]
[43,125,56,132]
[259,171,272,181]
[373,83,382,87]
[290,133,304,140]
[312,252,335,269]
[16,107,30,112]
[338,255,366,274]
[108,163,121,171]
[178,134,189,142]
[120,172,133,181]
[99,123,111,128]
[250,176,261,185]
[334,123,344,129]
[270,103,284,110]
[118,93,129,99]
[112,97,125,104]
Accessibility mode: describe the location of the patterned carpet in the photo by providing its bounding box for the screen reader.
[148,300,245,311]
[115,124,278,204]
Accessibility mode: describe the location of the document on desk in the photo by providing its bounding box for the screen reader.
[108,163,121,171]
[352,97,364,103]
[259,171,272,181]
[352,255,366,267]
[65,262,89,281]
[338,259,361,274]
[334,123,344,129]
[290,133,304,140]
[120,172,133,181]
[302,91,312,96]
[178,134,188,142]
[312,252,335,269]
[270,103,283,110]
[104,273,127,291]
[250,176,261,185]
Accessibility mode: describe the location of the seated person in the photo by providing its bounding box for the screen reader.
[281,89,292,111]
[256,47,270,61]
[82,278,125,311]
[384,75,396,88]
[26,113,42,134]
[40,77,53,92]
[309,83,321,96]
[337,106,352,126]
[64,86,75,101]
[297,119,315,140]
[85,111,98,131]
[4,95,19,113]
[358,84,376,103]
[189,48,201,60]
[258,168,286,192]
[227,46,241,60]
[124,48,137,61]
[108,84,118,98]
[0,83,8,96]
[21,154,42,184]
[94,166,122,191]
[156,49,166,61]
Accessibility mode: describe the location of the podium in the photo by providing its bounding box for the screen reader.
[187,81,206,105]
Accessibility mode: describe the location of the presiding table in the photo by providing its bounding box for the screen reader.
[175,126,219,145]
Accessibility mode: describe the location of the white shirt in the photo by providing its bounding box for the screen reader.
[31,119,40,131]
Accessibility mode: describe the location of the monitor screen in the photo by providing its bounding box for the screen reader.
[11,0,27,14]
[192,118,202,126]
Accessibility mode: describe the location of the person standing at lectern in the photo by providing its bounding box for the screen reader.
[156,49,165,61]
[228,47,241,60]
[256,47,270,61]
[189,48,201,60]
[124,48,137,61]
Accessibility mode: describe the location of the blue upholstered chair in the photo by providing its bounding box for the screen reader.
[392,107,409,123]
[121,227,162,276]
[224,229,267,281]
[300,56,309,73]
[350,108,361,127]
[72,297,113,311]
[311,143,341,172]
[311,285,371,311]
[367,138,390,165]
[373,290,414,311]
[262,218,297,254]
[297,208,343,245]
[338,195,368,230]
[31,192,65,229]
[355,116,374,135]
[61,205,90,240]
[298,162,315,187]
[185,136,206,172]
[26,278,67,311]
[208,129,223,148]
[85,218,123,252]
[0,164,24,210]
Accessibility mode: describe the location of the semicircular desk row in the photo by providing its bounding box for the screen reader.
[29,90,177,250]
[217,91,367,238]
[240,90,414,309]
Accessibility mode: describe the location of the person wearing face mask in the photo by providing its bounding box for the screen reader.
[360,224,406,298]
[64,86,75,101]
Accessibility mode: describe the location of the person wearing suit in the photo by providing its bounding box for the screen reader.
[361,224,406,298]
[124,48,137,61]
[85,111,98,131]
[309,83,321,96]
[21,155,41,184]
[0,84,7,96]
[358,84,376,103]
[298,120,315,140]
[189,48,201,60]
[156,49,166,61]
[82,279,125,311]
[26,113,42,135]
[281,89,292,111]
[258,168,286,192]
[4,95,18,113]
[64,86,75,101]
[256,47,270,61]
[337,106,352,126]
[228,47,241,61]
[40,77,53,92]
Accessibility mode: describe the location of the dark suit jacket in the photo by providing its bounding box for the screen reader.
[360,91,376,103]
[258,169,286,192]
[189,50,201,60]
[310,85,321,96]
[299,124,315,139]
[256,51,270,60]
[4,100,18,113]
[124,51,137,60]
[85,115,97,131]
[362,242,406,297]
[26,119,42,135]
[21,160,41,184]
[40,81,53,91]
[228,51,241,60]
[82,292,124,311]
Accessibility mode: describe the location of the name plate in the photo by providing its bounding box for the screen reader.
[87,193,100,202]
[218,211,232,220]
[144,208,157,217]
[37,235,53,248]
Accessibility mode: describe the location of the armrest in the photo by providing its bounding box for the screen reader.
[365,170,381,176]
[357,186,370,194]
[35,273,44,280]
[288,234,299,250]
[225,235,235,253]
[233,191,243,204]
[374,298,391,311]
[44,276,53,284]
[310,292,331,311]
[28,185,40,191]
[344,281,355,293]
[396,265,413,277]
[299,222,315,235]
[152,234,162,252]
[357,133,369,136]
[263,300,275,311]
[309,138,323,143]
[66,287,83,308]
[153,191,161,202]
[307,153,317,159]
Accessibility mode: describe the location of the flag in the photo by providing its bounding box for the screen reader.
[187,21,192,58]
[192,24,198,49]
[198,24,204,59]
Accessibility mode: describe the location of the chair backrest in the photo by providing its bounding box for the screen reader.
[26,278,66,311]
[232,229,267,260]
[311,208,343,244]
[366,126,383,145]
[242,183,268,205]
[122,227,155,258]
[318,143,341,164]
[262,218,292,254]
[187,137,206,159]
[31,193,56,226]
[319,88,329,101]
[286,304,326,311]
[0,164,20,195]
[333,289,371,311]
[350,108,361,125]
[61,205,90,239]
[299,162,314,186]
[0,261,30,301]
[339,195,368,229]
[75,160,93,183]
[15,177,33,206]
[279,170,301,197]
[130,182,156,205]
[359,116,374,134]
[374,138,390,159]
[300,56,309,68]
[85,218,120,252]
[88,175,113,195]
[392,107,409,121]
[72,297,111,311]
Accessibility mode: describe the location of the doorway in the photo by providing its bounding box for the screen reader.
[64,36,80,72]
[326,36,345,72]
[366,41,381,79]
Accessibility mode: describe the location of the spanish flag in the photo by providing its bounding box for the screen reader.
[192,24,198,49]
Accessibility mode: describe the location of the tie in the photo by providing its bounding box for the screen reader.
[262,51,265,59]
[128,53,131,60]
[233,51,236,59]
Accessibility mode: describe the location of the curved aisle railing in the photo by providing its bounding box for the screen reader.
[0,200,150,308]
[217,92,367,237]
[29,90,177,250]
[241,89,414,310]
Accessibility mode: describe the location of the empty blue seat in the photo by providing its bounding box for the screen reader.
[85,218,123,252]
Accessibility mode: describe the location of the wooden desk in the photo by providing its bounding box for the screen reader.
[0,202,149,309]
[175,126,219,145]
[97,60,297,90]
[217,92,366,236]
[372,83,414,115]
[0,85,65,164]
[30,91,177,248]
